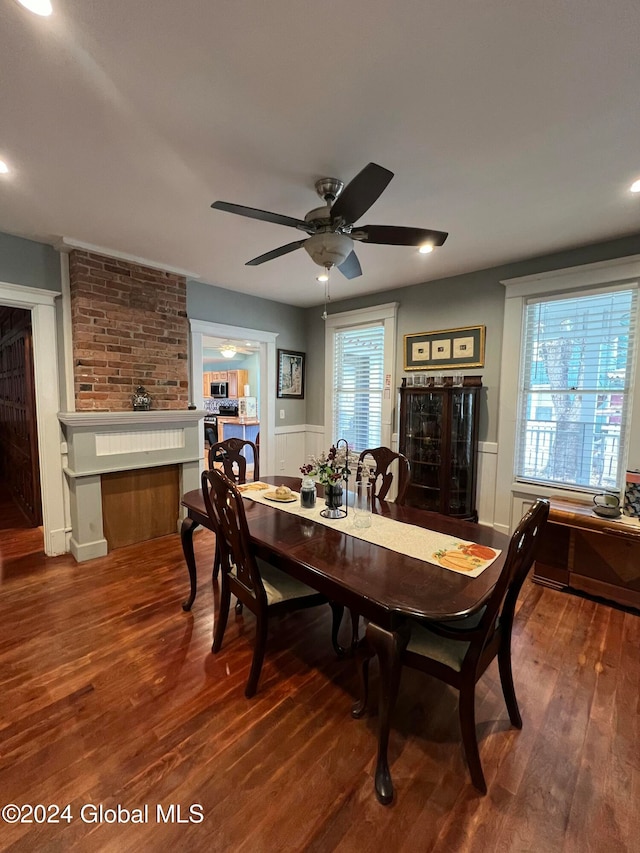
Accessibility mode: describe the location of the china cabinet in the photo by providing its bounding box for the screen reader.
[398,379,481,520]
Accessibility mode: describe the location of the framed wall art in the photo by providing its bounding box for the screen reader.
[404,325,485,370]
[277,349,305,398]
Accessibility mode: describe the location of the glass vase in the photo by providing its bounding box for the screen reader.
[321,483,346,519]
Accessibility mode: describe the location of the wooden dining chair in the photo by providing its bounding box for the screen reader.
[356,447,411,505]
[353,497,550,794]
[208,437,259,483]
[348,446,412,649]
[202,468,344,698]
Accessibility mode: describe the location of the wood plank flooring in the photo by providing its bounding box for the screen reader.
[1,487,638,852]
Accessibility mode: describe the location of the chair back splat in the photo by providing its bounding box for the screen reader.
[208,437,259,484]
[356,446,410,505]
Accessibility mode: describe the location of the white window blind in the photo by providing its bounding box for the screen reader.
[515,285,637,490]
[332,322,384,454]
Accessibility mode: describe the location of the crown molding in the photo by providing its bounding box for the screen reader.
[54,237,200,279]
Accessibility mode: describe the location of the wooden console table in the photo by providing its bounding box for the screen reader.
[533,497,640,610]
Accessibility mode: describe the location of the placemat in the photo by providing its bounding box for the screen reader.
[241,486,500,577]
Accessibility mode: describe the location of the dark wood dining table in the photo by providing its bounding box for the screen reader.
[180,475,510,804]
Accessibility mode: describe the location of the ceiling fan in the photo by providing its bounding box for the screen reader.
[211,162,448,280]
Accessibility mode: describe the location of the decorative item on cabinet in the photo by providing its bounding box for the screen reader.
[398,378,481,520]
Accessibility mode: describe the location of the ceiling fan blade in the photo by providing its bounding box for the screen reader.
[212,201,312,232]
[245,240,307,266]
[330,163,394,225]
[337,250,362,280]
[353,225,449,247]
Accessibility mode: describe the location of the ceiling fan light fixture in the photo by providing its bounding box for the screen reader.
[418,243,434,254]
[220,343,237,359]
[15,0,53,15]
[304,232,353,268]
[630,179,640,193]
[0,160,9,175]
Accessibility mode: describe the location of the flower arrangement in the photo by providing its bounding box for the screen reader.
[300,444,351,487]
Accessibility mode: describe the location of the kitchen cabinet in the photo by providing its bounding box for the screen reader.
[202,369,248,398]
[227,369,248,398]
[398,380,481,520]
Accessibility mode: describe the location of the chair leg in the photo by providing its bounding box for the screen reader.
[245,611,268,698]
[458,682,486,795]
[212,576,231,653]
[212,539,221,583]
[498,643,522,728]
[329,602,346,656]
[349,608,360,650]
[351,641,374,718]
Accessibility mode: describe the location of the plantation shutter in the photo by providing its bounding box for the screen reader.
[332,322,385,454]
[515,285,637,490]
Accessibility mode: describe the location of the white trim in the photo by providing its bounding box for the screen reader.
[495,254,640,533]
[501,254,640,298]
[55,237,200,279]
[189,319,277,476]
[59,253,75,412]
[324,302,399,450]
[0,281,67,555]
[58,410,205,428]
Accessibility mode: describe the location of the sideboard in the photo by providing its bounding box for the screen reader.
[532,497,640,610]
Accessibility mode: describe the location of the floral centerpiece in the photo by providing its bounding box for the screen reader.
[300,444,351,486]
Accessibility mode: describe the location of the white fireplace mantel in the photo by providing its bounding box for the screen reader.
[58,409,205,561]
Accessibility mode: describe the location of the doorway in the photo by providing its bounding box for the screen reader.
[0,281,67,556]
[189,319,278,477]
[0,306,42,525]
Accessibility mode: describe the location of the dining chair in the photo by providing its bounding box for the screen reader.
[202,468,344,698]
[353,497,550,794]
[208,437,259,483]
[348,447,412,648]
[356,447,411,505]
[207,438,260,614]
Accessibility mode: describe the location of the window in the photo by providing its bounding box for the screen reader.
[516,287,637,490]
[324,303,397,455]
[332,323,385,453]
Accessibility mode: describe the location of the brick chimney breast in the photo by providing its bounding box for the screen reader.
[69,250,189,411]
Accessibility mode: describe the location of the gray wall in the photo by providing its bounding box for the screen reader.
[0,231,61,291]
[305,232,640,442]
[188,279,308,423]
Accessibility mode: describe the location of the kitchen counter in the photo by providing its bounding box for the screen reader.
[216,417,260,426]
[216,417,260,444]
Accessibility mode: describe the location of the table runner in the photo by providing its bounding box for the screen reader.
[241,486,501,577]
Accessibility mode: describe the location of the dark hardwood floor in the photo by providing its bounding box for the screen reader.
[0,487,638,851]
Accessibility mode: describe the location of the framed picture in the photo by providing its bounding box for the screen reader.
[277,349,305,398]
[404,325,485,370]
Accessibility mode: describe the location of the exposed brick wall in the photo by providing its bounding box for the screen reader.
[69,250,189,411]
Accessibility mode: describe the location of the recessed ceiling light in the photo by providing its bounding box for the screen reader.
[418,244,434,254]
[15,0,52,15]
[630,179,640,194]
[0,161,9,174]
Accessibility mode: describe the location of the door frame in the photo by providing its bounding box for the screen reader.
[0,281,67,554]
[189,319,278,476]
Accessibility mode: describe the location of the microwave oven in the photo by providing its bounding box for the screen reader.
[210,381,228,398]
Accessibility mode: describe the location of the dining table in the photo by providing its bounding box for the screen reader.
[180,474,510,804]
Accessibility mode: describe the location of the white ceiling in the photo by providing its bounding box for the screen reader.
[2,1,640,307]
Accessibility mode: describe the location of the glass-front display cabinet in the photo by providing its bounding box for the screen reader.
[398,379,482,520]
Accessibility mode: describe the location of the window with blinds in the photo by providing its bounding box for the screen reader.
[332,322,385,454]
[515,285,637,490]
